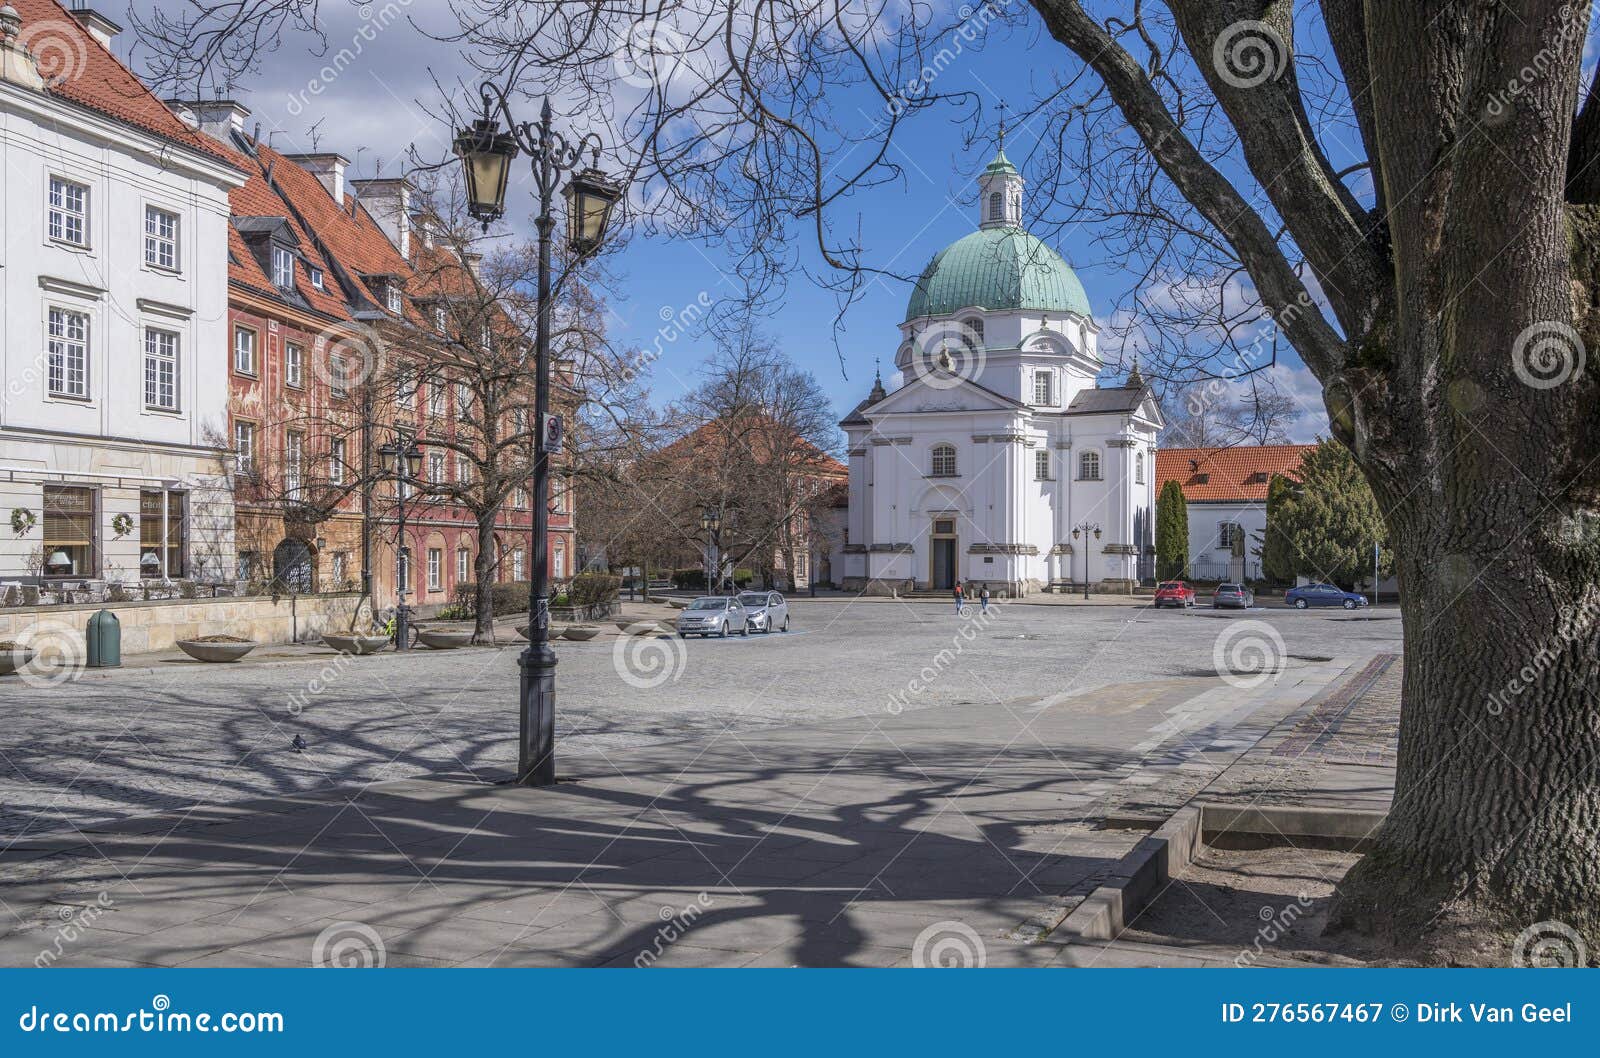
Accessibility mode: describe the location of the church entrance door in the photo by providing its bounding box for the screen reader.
[930,518,958,589]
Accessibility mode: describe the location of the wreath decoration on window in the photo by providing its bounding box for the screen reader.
[9,508,36,536]
[111,513,135,538]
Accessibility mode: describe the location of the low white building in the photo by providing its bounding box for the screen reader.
[1154,445,1313,582]
[0,3,244,588]
[837,146,1162,595]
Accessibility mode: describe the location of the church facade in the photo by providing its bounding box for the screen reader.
[837,149,1161,596]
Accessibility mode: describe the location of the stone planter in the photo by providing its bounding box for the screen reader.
[175,638,258,663]
[416,629,473,650]
[321,633,391,656]
[0,646,34,677]
[562,625,601,641]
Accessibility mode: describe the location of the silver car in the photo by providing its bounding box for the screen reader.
[675,596,749,638]
[738,591,790,634]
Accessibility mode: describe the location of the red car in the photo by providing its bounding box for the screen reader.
[1153,581,1196,608]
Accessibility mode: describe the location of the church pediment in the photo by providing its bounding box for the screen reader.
[865,374,1023,418]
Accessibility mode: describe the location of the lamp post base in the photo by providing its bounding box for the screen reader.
[517,643,558,786]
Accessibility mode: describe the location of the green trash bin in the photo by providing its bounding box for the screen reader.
[86,609,121,668]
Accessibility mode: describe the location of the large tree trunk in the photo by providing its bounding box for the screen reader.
[1326,1,1600,960]
[472,507,499,643]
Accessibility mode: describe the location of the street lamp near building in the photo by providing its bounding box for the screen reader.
[454,84,621,787]
[379,435,424,650]
[700,506,723,592]
[1071,522,1102,602]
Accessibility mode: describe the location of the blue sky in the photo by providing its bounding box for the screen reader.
[106,1,1395,436]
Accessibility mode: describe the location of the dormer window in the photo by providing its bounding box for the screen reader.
[272,246,295,289]
[434,305,447,333]
[386,283,403,314]
[310,267,325,290]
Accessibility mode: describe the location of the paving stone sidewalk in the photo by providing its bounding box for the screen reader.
[0,657,1363,968]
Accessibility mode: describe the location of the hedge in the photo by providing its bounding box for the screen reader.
[453,572,620,617]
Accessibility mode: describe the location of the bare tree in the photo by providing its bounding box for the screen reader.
[131,0,1600,959]
[1162,384,1301,448]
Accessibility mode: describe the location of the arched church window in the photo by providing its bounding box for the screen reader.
[1078,450,1102,481]
[988,192,1003,221]
[1135,451,1145,484]
[931,444,958,477]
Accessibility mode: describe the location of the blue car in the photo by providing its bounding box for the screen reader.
[1285,583,1368,610]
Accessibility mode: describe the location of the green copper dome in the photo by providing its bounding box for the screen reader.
[904,227,1091,321]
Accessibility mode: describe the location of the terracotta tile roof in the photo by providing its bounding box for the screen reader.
[204,139,352,319]
[663,416,848,478]
[1156,444,1314,503]
[252,143,412,317]
[12,0,238,168]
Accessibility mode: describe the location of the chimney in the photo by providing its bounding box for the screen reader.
[69,5,122,46]
[164,98,251,142]
[0,5,44,90]
[282,153,349,203]
[350,177,414,257]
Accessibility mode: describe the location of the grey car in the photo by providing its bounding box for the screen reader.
[675,596,749,638]
[1211,583,1255,609]
[738,591,790,633]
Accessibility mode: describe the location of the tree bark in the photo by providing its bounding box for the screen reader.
[472,507,499,643]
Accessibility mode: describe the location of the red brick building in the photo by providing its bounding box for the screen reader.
[168,100,573,614]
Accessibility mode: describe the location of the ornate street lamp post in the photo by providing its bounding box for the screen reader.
[1071,522,1102,602]
[455,85,621,787]
[379,436,424,649]
[700,506,723,593]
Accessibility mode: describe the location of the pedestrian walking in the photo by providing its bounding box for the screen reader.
[979,586,990,615]
[953,581,965,615]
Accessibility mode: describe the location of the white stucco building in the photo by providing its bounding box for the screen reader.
[837,147,1161,595]
[1,3,244,587]
[1155,444,1313,583]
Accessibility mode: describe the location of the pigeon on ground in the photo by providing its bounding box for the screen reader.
[292,734,306,752]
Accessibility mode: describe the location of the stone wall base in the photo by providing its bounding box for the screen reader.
[0,593,364,657]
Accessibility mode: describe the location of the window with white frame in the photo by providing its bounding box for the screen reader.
[331,551,347,584]
[272,246,295,289]
[434,305,447,333]
[553,546,566,579]
[329,439,346,484]
[1078,450,1102,480]
[143,328,179,410]
[456,548,470,584]
[429,382,446,418]
[455,380,471,414]
[397,547,411,592]
[1135,451,1146,484]
[310,267,325,290]
[512,549,525,581]
[930,443,957,477]
[1033,370,1053,405]
[429,451,445,483]
[284,432,304,497]
[551,485,566,514]
[427,548,442,591]
[234,421,256,475]
[513,486,528,509]
[456,455,471,483]
[396,364,414,408]
[285,342,304,388]
[1218,522,1244,551]
[47,307,89,398]
[330,356,348,398]
[387,282,403,313]
[1035,449,1051,480]
[233,327,257,375]
[144,206,179,270]
[48,176,88,246]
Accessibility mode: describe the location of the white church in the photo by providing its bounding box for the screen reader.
[836,146,1162,596]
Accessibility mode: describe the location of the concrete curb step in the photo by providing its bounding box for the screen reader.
[1053,803,1390,943]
